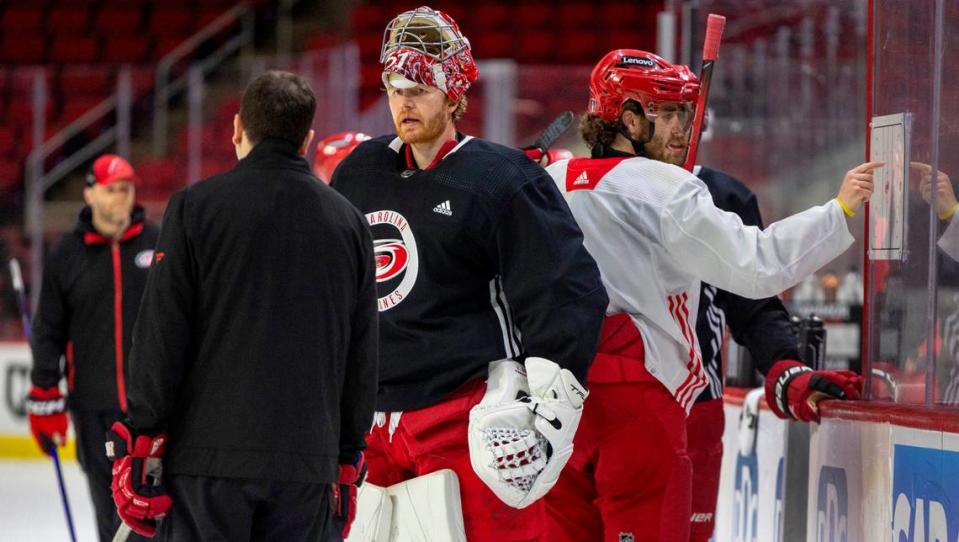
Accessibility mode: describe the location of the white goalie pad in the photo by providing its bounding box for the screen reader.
[387,469,466,542]
[467,357,588,509]
[346,482,392,542]
[346,469,465,542]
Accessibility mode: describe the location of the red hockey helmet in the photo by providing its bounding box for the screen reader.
[588,50,700,125]
[314,131,371,184]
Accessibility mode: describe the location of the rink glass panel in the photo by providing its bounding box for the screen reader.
[868,0,959,407]
[676,0,869,377]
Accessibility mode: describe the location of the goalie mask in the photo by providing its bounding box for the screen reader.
[380,6,479,103]
[588,49,700,133]
[468,358,587,509]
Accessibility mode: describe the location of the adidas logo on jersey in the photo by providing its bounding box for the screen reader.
[433,200,453,216]
[573,171,590,185]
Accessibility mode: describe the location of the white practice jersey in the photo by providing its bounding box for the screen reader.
[546,156,855,411]
[940,215,959,262]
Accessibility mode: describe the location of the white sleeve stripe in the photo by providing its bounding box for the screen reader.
[489,278,519,358]
[496,276,523,352]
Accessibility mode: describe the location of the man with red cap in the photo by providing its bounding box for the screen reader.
[331,6,607,541]
[28,153,158,542]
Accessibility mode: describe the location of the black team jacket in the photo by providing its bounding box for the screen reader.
[125,138,378,484]
[31,206,159,412]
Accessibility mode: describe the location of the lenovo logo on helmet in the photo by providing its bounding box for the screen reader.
[619,56,656,68]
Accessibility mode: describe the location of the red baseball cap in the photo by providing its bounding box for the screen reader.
[86,154,140,186]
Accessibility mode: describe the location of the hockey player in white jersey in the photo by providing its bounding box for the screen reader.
[543,49,880,542]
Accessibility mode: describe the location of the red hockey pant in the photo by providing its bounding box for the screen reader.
[364,379,545,541]
[686,397,725,542]
[545,381,691,542]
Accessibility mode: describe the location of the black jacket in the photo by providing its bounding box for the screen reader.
[31,206,159,412]
[126,138,378,484]
[332,135,608,411]
[693,167,799,402]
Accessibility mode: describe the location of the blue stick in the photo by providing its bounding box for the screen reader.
[9,259,78,542]
[50,447,78,542]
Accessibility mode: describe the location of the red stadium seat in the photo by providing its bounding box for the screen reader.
[129,66,155,96]
[7,100,54,126]
[474,31,512,59]
[0,158,22,190]
[59,68,113,97]
[0,34,46,64]
[154,35,189,59]
[1,7,44,33]
[603,30,645,55]
[48,8,91,34]
[600,3,643,29]
[49,36,100,64]
[515,4,551,29]
[148,8,193,35]
[102,36,151,63]
[0,127,17,156]
[515,30,554,64]
[474,5,510,29]
[57,97,105,128]
[558,30,600,64]
[351,4,386,32]
[558,3,592,29]
[197,8,227,28]
[94,9,143,34]
[357,31,383,61]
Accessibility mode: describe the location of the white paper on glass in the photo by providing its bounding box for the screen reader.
[869,112,911,261]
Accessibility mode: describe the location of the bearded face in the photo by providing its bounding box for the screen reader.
[388,84,455,145]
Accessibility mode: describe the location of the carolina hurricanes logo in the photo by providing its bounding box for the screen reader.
[374,239,409,282]
[367,210,419,311]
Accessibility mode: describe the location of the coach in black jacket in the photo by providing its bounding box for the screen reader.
[112,71,378,541]
[29,154,158,542]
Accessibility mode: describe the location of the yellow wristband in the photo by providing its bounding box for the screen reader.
[940,202,959,221]
[835,197,856,217]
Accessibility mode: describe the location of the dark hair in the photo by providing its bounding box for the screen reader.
[579,100,643,148]
[240,70,316,147]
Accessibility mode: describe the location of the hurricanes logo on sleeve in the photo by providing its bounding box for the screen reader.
[368,210,419,311]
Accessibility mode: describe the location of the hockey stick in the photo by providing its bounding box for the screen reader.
[531,111,575,153]
[8,258,78,542]
[682,14,726,172]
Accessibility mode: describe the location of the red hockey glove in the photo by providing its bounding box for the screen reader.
[331,452,367,538]
[106,420,171,537]
[765,360,863,422]
[25,386,68,455]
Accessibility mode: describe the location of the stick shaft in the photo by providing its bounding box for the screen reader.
[683,14,726,171]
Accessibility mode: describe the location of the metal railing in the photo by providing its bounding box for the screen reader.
[152,2,255,156]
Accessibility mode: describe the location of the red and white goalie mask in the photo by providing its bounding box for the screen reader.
[380,6,479,102]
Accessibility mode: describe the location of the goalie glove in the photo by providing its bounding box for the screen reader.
[467,357,587,509]
[765,360,863,422]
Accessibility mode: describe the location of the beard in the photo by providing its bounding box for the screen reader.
[643,135,688,166]
[394,107,450,145]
